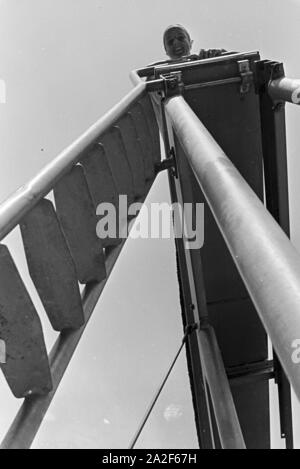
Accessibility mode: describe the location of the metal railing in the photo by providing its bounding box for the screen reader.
[132,56,300,448]
[165,93,300,403]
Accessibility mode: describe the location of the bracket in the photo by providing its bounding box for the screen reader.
[254,60,286,111]
[254,60,285,92]
[155,146,178,178]
[238,60,253,96]
[160,71,184,98]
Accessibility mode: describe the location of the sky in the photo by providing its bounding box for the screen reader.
[1,0,300,449]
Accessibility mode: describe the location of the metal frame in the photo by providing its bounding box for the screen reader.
[1,242,125,449]
[166,137,215,449]
[269,77,300,104]
[139,67,247,447]
[0,79,154,448]
[0,51,300,449]
[131,57,300,449]
[167,159,245,448]
[130,51,260,84]
[256,59,294,448]
[164,101,246,450]
[227,360,275,387]
[165,93,300,404]
[153,90,215,448]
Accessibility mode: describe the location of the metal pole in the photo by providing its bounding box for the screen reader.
[0,82,146,242]
[165,95,300,402]
[0,241,126,449]
[199,326,246,449]
[268,77,300,104]
[163,101,242,448]
[258,68,294,448]
[130,68,154,86]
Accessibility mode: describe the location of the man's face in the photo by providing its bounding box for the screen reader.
[164,28,192,59]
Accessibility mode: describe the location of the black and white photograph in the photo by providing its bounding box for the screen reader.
[0,0,300,452]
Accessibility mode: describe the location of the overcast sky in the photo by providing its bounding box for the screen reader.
[1,0,300,449]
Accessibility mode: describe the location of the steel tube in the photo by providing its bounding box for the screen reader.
[0,82,145,242]
[199,326,246,449]
[159,83,215,448]
[268,77,300,104]
[165,95,300,402]
[164,96,242,448]
[168,173,215,448]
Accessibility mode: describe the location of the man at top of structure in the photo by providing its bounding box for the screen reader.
[163,24,194,61]
[160,24,227,64]
[148,25,229,126]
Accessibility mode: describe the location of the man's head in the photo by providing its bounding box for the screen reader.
[163,24,193,60]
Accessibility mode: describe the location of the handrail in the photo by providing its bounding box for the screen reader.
[0,82,146,241]
[165,94,300,402]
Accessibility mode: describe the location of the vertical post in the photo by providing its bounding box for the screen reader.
[255,60,294,449]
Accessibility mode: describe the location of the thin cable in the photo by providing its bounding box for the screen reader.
[128,323,197,449]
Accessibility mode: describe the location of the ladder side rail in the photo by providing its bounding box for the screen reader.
[165,94,300,402]
[0,82,146,242]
